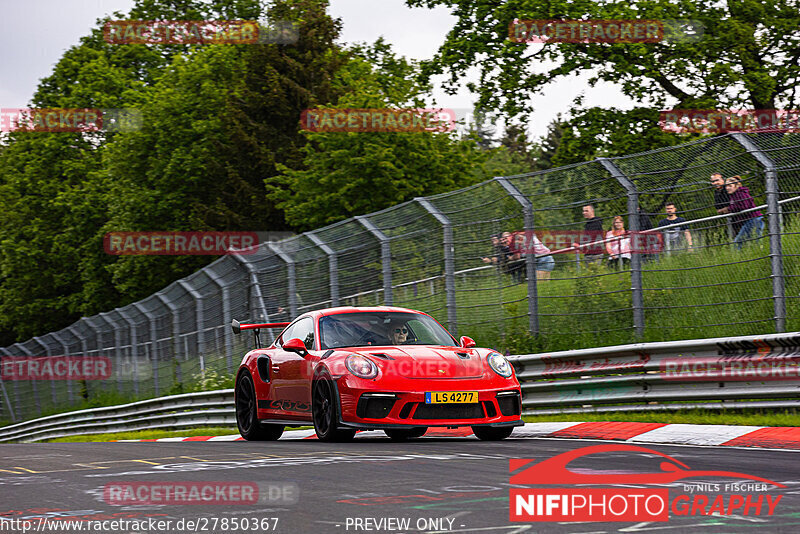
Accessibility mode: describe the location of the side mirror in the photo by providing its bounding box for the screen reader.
[460,336,476,348]
[283,337,309,357]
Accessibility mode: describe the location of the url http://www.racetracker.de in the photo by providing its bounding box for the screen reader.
[0,516,280,533]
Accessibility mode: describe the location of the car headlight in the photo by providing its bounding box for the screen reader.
[345,355,378,379]
[487,352,513,378]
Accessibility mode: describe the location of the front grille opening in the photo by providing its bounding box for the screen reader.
[412,403,485,420]
[497,393,521,416]
[482,400,497,418]
[398,402,414,419]
[356,395,396,419]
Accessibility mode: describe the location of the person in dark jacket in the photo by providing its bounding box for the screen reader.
[725,176,764,249]
[572,204,604,264]
[712,172,742,236]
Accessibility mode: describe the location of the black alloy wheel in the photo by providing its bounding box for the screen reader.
[235,371,284,441]
[312,373,356,442]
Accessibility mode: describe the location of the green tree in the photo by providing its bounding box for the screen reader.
[266,42,488,230]
[408,0,800,157]
[104,0,346,299]
[0,0,288,342]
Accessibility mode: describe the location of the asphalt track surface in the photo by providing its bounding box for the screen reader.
[1,434,799,534]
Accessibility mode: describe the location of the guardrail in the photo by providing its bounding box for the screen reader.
[508,332,800,415]
[2,331,799,442]
[0,390,234,443]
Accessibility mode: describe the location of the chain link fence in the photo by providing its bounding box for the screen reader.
[1,130,798,424]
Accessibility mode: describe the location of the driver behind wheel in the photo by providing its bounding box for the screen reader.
[388,321,410,345]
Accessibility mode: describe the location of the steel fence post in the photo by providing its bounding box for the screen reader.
[133,303,159,396]
[157,293,182,387]
[598,157,645,338]
[6,345,25,419]
[97,313,122,394]
[205,270,234,373]
[306,231,339,307]
[0,347,16,422]
[231,253,279,343]
[116,307,140,397]
[416,198,458,336]
[15,343,42,416]
[51,332,75,403]
[355,215,393,305]
[267,242,298,317]
[33,336,57,408]
[494,177,539,336]
[731,132,786,332]
[84,317,111,398]
[66,325,90,401]
[178,280,205,363]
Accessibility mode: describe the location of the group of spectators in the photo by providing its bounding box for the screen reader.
[483,172,765,279]
[481,231,555,281]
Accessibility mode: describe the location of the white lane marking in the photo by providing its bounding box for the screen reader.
[626,424,764,446]
[510,422,586,437]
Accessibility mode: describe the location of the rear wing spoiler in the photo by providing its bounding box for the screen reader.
[231,319,290,348]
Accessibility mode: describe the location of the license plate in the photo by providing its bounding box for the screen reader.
[425,391,478,404]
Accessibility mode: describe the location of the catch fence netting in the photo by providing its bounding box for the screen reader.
[1,130,797,423]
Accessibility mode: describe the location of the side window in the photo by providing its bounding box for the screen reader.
[277,321,299,347]
[279,317,315,350]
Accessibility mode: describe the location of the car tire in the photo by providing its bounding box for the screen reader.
[235,371,284,441]
[312,372,356,442]
[384,427,427,441]
[472,426,514,441]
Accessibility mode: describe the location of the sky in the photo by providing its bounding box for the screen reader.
[0,0,635,139]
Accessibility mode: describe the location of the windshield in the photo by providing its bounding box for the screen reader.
[319,312,457,349]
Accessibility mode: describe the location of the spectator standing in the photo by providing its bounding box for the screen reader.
[711,172,741,237]
[711,173,730,214]
[481,234,504,265]
[532,234,555,280]
[657,203,693,253]
[507,232,526,283]
[605,216,631,269]
[573,204,604,265]
[726,176,764,249]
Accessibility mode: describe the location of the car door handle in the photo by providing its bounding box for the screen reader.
[272,366,280,374]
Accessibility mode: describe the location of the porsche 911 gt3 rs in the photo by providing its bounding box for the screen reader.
[232,306,522,442]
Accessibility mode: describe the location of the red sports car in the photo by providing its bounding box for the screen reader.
[231,306,523,442]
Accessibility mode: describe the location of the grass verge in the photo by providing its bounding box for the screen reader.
[44,426,240,443]
[524,409,800,427]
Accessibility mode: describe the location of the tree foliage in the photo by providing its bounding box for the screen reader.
[266,40,490,230]
[407,0,800,158]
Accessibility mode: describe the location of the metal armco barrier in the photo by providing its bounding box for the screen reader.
[0,390,234,443]
[3,332,800,442]
[509,332,800,415]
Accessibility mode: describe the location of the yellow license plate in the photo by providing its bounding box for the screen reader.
[425,391,478,404]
